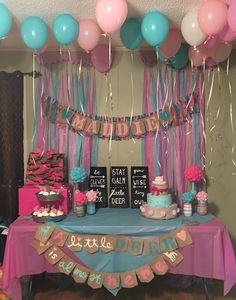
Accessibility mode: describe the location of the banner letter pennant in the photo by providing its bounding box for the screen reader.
[83,235,100,254]
[162,250,184,267]
[128,238,143,256]
[121,271,138,288]
[72,264,90,283]
[65,234,83,252]
[88,272,104,289]
[115,236,129,252]
[44,246,65,265]
[174,228,193,248]
[32,239,53,255]
[99,236,115,253]
[57,255,76,275]
[150,256,168,275]
[136,264,154,283]
[35,225,55,243]
[104,273,120,289]
[50,228,69,247]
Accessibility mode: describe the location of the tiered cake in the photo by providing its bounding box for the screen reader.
[140,176,179,220]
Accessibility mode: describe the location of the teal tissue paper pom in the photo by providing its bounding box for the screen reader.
[70,167,87,183]
[181,192,193,203]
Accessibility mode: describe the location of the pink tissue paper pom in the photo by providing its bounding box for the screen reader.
[86,190,97,203]
[184,165,203,182]
[74,192,87,205]
[196,191,208,201]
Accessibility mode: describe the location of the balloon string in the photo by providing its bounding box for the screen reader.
[108,34,112,71]
[206,68,215,111]
[205,69,215,172]
[77,59,85,114]
[226,56,236,174]
[130,52,136,144]
[162,65,169,111]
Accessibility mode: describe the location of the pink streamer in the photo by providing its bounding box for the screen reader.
[143,70,156,188]
[143,66,204,205]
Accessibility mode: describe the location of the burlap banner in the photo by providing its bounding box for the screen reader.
[42,92,199,141]
[32,225,193,290]
[34,225,192,256]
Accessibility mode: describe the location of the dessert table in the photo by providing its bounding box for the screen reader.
[0,209,236,300]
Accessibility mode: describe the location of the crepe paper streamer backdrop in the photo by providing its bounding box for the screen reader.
[33,62,99,178]
[142,64,204,206]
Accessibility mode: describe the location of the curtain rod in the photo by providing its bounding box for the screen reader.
[22,71,42,78]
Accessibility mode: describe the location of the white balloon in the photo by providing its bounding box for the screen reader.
[212,43,232,63]
[181,11,207,47]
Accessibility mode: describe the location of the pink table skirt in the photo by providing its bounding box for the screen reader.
[0,217,235,300]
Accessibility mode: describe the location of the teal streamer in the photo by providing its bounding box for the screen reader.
[75,70,84,166]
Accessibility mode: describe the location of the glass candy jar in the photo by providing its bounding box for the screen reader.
[87,202,96,215]
[197,200,208,215]
[75,203,86,217]
[196,191,208,216]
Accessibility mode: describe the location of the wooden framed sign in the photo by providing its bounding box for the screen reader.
[131,167,149,208]
[89,167,108,207]
[109,167,129,208]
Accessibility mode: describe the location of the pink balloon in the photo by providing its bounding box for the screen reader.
[228,0,236,32]
[198,0,228,36]
[91,44,112,73]
[159,29,182,58]
[96,0,128,33]
[77,19,101,52]
[203,35,220,49]
[206,57,217,68]
[211,42,232,63]
[198,43,213,59]
[188,47,204,67]
[140,50,157,66]
[218,24,236,43]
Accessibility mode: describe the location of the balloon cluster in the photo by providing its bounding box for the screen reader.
[1,0,236,72]
[181,0,236,67]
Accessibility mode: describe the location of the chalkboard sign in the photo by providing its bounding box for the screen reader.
[89,167,108,208]
[131,166,149,208]
[109,166,129,208]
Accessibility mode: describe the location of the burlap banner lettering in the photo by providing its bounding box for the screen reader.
[42,92,199,141]
[33,225,193,290]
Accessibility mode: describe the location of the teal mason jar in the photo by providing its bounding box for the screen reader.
[87,202,96,215]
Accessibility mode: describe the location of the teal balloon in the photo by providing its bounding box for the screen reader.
[171,43,189,70]
[53,14,78,45]
[141,11,169,47]
[0,3,13,38]
[120,18,143,50]
[20,16,48,51]
[157,49,172,65]
[158,50,167,63]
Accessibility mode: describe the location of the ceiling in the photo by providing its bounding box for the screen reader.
[0,0,230,51]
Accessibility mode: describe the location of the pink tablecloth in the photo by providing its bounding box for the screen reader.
[0,217,235,300]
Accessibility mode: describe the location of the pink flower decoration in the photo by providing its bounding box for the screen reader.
[74,192,87,205]
[86,190,97,203]
[184,165,203,182]
[196,191,208,202]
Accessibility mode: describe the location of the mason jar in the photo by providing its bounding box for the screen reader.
[75,203,86,217]
[87,202,96,215]
[197,200,208,215]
